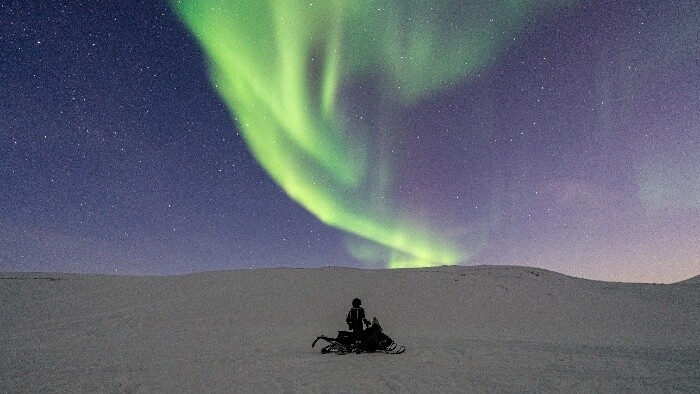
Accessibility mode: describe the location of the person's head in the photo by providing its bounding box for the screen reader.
[352,298,361,308]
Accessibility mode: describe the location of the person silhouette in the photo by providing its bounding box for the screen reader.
[346,298,370,339]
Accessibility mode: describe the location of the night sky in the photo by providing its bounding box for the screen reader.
[2,1,699,282]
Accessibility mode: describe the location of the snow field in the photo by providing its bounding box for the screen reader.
[2,266,698,392]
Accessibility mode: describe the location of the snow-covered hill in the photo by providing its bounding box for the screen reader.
[1,266,698,392]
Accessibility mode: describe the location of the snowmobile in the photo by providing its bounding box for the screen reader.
[312,318,405,355]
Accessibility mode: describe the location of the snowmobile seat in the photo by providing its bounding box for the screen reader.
[336,331,355,346]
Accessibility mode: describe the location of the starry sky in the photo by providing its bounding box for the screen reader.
[2,1,699,283]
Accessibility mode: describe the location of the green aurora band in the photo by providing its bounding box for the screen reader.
[171,0,569,268]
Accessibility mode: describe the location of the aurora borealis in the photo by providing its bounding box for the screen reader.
[170,0,575,268]
[1,1,699,282]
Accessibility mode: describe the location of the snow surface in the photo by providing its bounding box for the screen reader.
[1,266,698,392]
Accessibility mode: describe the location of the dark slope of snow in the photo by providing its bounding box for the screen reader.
[1,265,699,392]
[677,274,700,284]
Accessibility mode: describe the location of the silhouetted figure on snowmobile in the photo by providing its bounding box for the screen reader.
[312,308,405,354]
[346,298,370,339]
